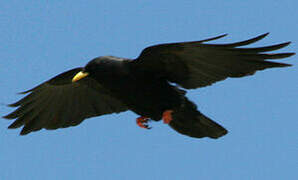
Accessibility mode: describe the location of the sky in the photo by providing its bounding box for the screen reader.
[0,1,297,180]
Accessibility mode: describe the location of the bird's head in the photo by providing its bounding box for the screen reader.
[72,56,125,82]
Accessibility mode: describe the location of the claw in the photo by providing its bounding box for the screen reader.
[136,116,151,129]
[162,110,173,124]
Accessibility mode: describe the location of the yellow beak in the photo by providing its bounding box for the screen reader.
[72,71,89,82]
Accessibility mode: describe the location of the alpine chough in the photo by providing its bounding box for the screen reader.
[3,33,295,139]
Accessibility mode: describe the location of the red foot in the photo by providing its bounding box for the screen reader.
[162,110,173,124]
[136,116,151,129]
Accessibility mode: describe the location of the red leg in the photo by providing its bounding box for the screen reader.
[162,110,174,124]
[136,116,151,129]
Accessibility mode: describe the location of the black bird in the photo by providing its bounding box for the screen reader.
[3,33,295,139]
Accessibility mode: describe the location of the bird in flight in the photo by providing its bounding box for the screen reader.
[3,33,295,139]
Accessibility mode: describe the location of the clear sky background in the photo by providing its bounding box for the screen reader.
[0,1,297,180]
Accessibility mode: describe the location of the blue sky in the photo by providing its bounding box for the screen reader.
[1,1,297,180]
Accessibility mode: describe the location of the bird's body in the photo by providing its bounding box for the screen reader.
[86,57,185,120]
[3,33,295,139]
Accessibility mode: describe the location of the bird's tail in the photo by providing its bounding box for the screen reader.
[169,100,228,139]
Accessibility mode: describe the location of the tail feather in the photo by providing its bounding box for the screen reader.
[169,100,228,139]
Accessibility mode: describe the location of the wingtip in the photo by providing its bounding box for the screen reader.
[279,52,296,59]
[218,33,228,38]
[262,32,270,37]
[7,102,18,107]
[251,32,270,42]
[3,114,12,119]
[211,126,229,139]
[248,32,270,42]
[18,90,31,94]
[199,33,228,43]
[283,41,292,46]
[286,64,293,67]
[275,41,292,49]
[8,124,17,129]
[20,128,30,135]
[18,85,42,94]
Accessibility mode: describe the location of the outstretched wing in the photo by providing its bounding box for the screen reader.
[3,68,127,135]
[134,33,294,89]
